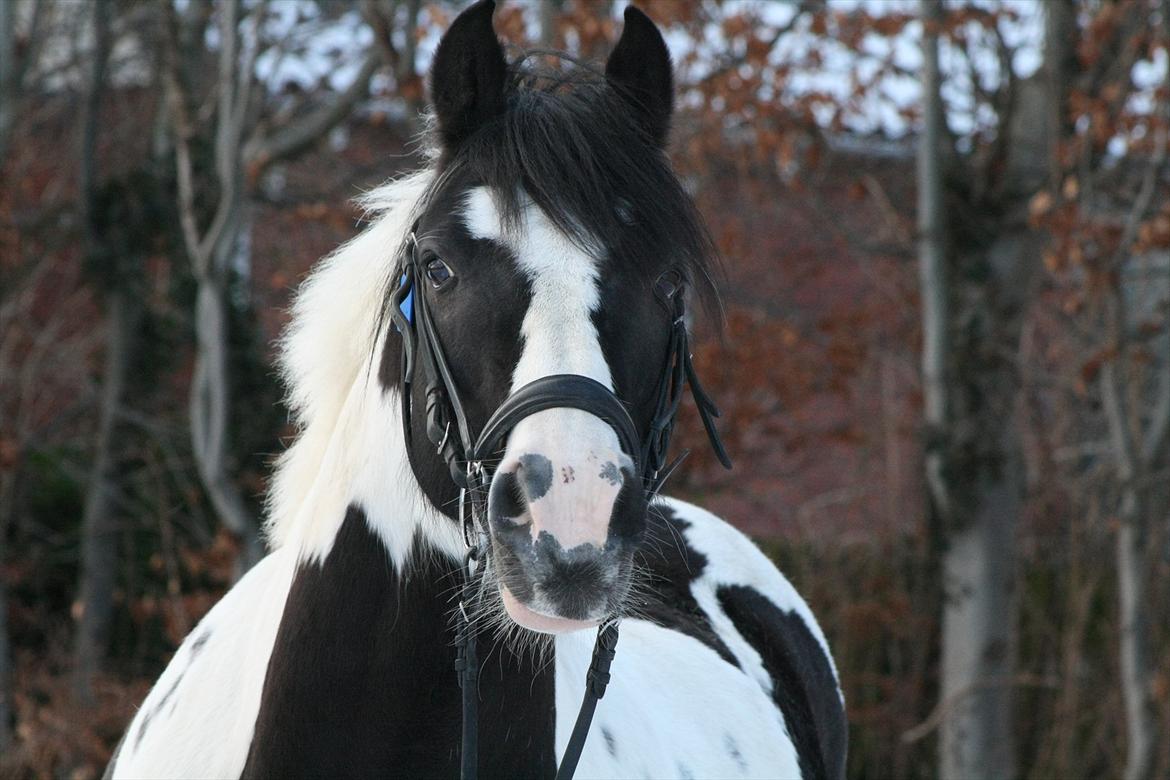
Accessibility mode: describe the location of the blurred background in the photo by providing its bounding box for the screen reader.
[1,0,1168,777]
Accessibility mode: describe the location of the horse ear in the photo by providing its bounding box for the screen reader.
[605,6,674,147]
[429,0,507,156]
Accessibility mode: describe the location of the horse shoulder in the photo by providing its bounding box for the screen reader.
[109,545,298,780]
[656,496,848,780]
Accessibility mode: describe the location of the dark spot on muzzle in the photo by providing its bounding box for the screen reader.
[491,528,633,622]
[518,453,554,501]
[532,531,608,619]
[598,460,622,487]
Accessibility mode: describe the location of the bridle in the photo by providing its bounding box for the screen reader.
[388,223,731,779]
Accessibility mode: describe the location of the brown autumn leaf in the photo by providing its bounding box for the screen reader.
[1029,190,1053,221]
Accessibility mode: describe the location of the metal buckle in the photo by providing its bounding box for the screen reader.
[459,462,489,554]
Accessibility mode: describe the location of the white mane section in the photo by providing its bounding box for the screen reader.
[265,169,433,554]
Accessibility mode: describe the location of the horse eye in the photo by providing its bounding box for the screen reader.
[425,257,453,287]
[655,270,683,300]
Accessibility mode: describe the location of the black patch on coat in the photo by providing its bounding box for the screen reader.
[134,708,152,751]
[602,726,617,758]
[188,630,210,659]
[632,505,738,667]
[241,507,556,778]
[717,585,847,780]
[725,733,748,773]
[154,669,184,717]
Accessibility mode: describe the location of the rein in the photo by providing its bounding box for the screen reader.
[389,226,730,779]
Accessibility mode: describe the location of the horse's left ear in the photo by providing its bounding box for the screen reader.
[605,6,674,147]
[430,0,507,157]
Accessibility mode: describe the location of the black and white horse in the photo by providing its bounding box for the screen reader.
[109,3,846,778]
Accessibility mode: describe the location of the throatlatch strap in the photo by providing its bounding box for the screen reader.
[455,547,481,780]
[554,622,620,780]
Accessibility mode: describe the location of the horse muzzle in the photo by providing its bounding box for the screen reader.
[486,437,640,632]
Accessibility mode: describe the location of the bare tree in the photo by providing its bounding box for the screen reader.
[1098,17,1170,776]
[539,0,562,48]
[71,0,120,705]
[162,0,385,573]
[1029,2,1170,774]
[0,0,49,749]
[919,2,1074,777]
[0,0,21,164]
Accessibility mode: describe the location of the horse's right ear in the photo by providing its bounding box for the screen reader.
[429,0,507,157]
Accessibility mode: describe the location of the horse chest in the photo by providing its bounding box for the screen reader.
[242,507,556,778]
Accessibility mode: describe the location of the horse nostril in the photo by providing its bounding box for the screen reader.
[488,468,528,523]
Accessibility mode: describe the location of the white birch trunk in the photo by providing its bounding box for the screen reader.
[938,430,1018,780]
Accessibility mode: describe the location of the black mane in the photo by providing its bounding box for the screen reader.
[420,54,723,319]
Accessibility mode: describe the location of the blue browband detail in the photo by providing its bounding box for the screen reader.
[398,273,414,326]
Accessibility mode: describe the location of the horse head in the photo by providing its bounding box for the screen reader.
[379,0,725,634]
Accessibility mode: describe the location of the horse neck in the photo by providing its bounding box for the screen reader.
[249,357,561,776]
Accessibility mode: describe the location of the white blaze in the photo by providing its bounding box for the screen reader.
[463,187,629,550]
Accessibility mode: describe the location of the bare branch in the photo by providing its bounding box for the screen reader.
[1144,370,1170,464]
[245,49,381,172]
[918,0,952,524]
[161,25,204,272]
[695,3,810,90]
[1101,357,1139,483]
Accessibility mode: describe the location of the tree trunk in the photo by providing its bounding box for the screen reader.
[189,264,264,574]
[921,1,1060,775]
[188,189,263,574]
[73,291,135,702]
[0,0,15,164]
[1102,306,1159,780]
[1117,496,1155,780]
[938,428,1019,780]
[540,0,562,48]
[71,0,119,705]
[917,0,949,528]
[0,0,14,746]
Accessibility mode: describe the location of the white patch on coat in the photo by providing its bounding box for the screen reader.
[463,188,629,550]
[265,169,461,568]
[665,496,844,702]
[111,546,298,779]
[555,619,800,778]
[461,188,612,392]
[267,169,430,553]
[112,171,465,778]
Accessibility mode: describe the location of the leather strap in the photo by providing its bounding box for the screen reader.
[472,374,641,467]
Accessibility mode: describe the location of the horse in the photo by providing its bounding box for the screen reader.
[107,3,847,778]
